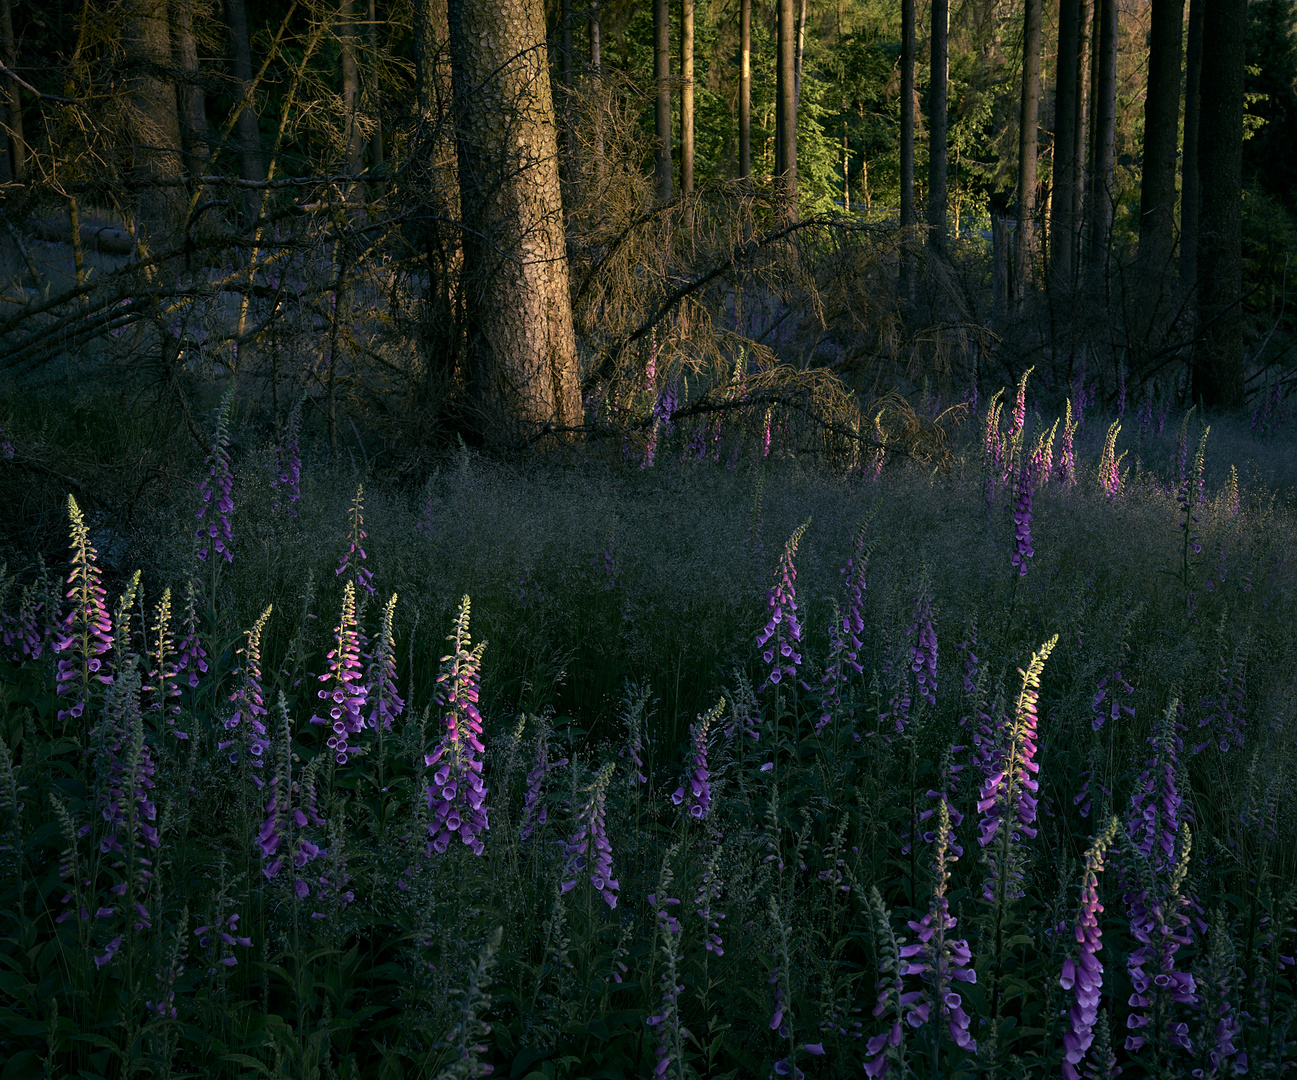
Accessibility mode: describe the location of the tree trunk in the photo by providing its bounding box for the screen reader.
[900,0,915,230]
[794,0,807,106]
[1072,0,1092,264]
[413,0,451,118]
[1,0,26,179]
[340,0,364,178]
[1180,0,1204,285]
[447,0,582,437]
[681,0,694,196]
[842,118,849,210]
[1137,0,1185,284]
[654,0,672,202]
[171,0,209,176]
[124,0,184,242]
[1086,0,1116,280]
[1194,0,1246,408]
[1016,0,1042,297]
[739,0,751,178]
[590,1,604,186]
[225,0,264,225]
[777,0,797,211]
[368,0,383,167]
[1050,0,1080,286]
[928,0,949,254]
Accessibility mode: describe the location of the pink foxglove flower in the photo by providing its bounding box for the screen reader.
[337,484,374,596]
[54,495,113,724]
[561,761,618,908]
[1058,399,1078,487]
[224,605,272,781]
[310,583,366,764]
[756,521,810,691]
[425,596,489,855]
[1011,452,1037,576]
[195,386,235,563]
[672,698,721,819]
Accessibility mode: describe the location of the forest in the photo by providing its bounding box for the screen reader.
[0,0,1295,1077]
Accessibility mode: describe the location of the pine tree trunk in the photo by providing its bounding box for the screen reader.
[928,0,949,254]
[1180,0,1204,285]
[447,0,581,437]
[225,0,264,222]
[681,0,694,196]
[1086,0,1116,281]
[739,0,751,178]
[1016,0,1043,297]
[654,0,672,202]
[1194,0,1246,408]
[340,0,364,178]
[777,0,797,212]
[124,0,184,242]
[1137,0,1185,285]
[1072,0,1092,264]
[590,1,604,187]
[1050,0,1080,286]
[900,0,915,230]
[794,0,807,106]
[1,0,25,179]
[368,0,383,166]
[171,0,209,176]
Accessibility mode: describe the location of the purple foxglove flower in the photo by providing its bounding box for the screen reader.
[310,583,367,764]
[762,408,773,458]
[1011,452,1037,576]
[145,588,185,739]
[195,387,235,563]
[908,589,938,710]
[561,761,619,908]
[54,496,114,725]
[646,853,690,1078]
[2,581,50,663]
[756,521,810,692]
[1194,911,1246,1078]
[519,721,567,840]
[1091,668,1135,732]
[977,636,1057,901]
[695,843,725,955]
[1128,698,1187,872]
[366,593,404,732]
[226,604,273,781]
[194,913,253,969]
[336,484,374,596]
[260,695,327,895]
[1010,365,1033,440]
[672,699,721,819]
[424,596,489,855]
[819,524,868,733]
[619,680,651,784]
[1059,817,1119,1079]
[271,396,302,515]
[917,748,965,858]
[175,579,208,694]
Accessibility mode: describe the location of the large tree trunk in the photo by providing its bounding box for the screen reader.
[777,0,797,212]
[900,0,915,230]
[794,0,807,106]
[447,0,581,437]
[1016,0,1042,297]
[1085,0,1116,281]
[681,0,694,196]
[340,0,364,178]
[1137,0,1185,288]
[928,0,949,255]
[1194,0,1246,409]
[739,0,751,178]
[654,0,672,202]
[1,0,26,180]
[589,1,604,187]
[367,0,383,167]
[1180,0,1204,286]
[1050,0,1080,286]
[171,0,209,176]
[124,0,184,243]
[1072,0,1092,267]
[225,0,264,223]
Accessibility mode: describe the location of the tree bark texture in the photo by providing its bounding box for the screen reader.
[340,0,364,176]
[1,0,25,179]
[899,0,915,229]
[225,0,265,221]
[794,0,807,106]
[123,0,184,242]
[654,0,672,202]
[1137,0,1185,282]
[777,0,797,210]
[1180,0,1204,285]
[446,0,582,436]
[1194,0,1246,408]
[681,0,694,195]
[171,0,208,175]
[1016,0,1042,296]
[367,0,383,166]
[590,1,604,187]
[739,0,751,178]
[928,0,949,254]
[1072,0,1092,257]
[1085,0,1116,279]
[1050,0,1080,286]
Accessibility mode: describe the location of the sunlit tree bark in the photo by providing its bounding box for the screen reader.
[654,0,672,202]
[1016,0,1042,297]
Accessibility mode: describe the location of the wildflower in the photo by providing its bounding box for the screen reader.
[337,484,374,596]
[520,719,568,840]
[672,697,722,819]
[366,593,404,731]
[908,588,938,710]
[1059,816,1119,1080]
[695,839,725,955]
[619,680,651,783]
[978,636,1057,900]
[918,747,965,858]
[54,496,114,724]
[1176,406,1197,484]
[1097,421,1124,498]
[1058,399,1079,487]
[1011,452,1037,576]
[819,524,868,732]
[310,583,366,764]
[646,848,690,1078]
[195,386,235,563]
[762,407,773,457]
[2,582,48,663]
[425,596,489,856]
[870,410,886,478]
[756,521,810,691]
[145,588,185,739]
[1116,366,1127,417]
[259,695,326,892]
[1032,418,1058,482]
[194,913,253,968]
[1010,365,1033,442]
[560,761,618,908]
[225,605,272,779]
[865,886,909,1078]
[174,579,208,694]
[1091,667,1134,732]
[1193,910,1246,1078]
[1224,464,1240,520]
[271,396,303,515]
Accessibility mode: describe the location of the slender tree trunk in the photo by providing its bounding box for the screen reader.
[1072,0,1092,264]
[590,0,604,187]
[1138,0,1185,287]
[171,0,209,175]
[739,0,751,178]
[900,0,915,230]
[446,0,582,437]
[794,0,807,106]
[124,0,184,242]
[654,0,672,202]
[1194,0,1246,408]
[368,0,383,166]
[928,0,949,255]
[1050,0,1080,286]
[1016,0,1042,297]
[681,0,694,196]
[226,0,264,222]
[842,118,850,210]
[413,0,451,117]
[777,0,797,211]
[340,0,364,178]
[1180,0,1204,285]
[1,0,26,179]
[561,0,572,96]
[1086,0,1116,280]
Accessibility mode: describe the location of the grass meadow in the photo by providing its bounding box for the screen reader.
[0,376,1295,1079]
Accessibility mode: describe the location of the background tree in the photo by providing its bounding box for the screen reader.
[1015,0,1041,298]
[928,0,948,255]
[681,0,694,197]
[654,0,671,201]
[777,0,797,209]
[1085,0,1116,282]
[1180,0,1204,285]
[1049,0,1079,286]
[1136,0,1185,292]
